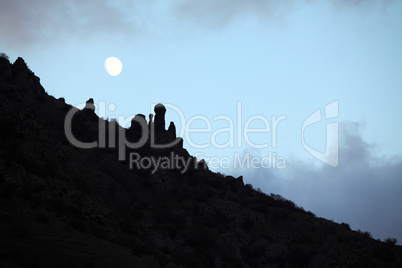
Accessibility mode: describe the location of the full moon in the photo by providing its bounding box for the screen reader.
[105,57,122,76]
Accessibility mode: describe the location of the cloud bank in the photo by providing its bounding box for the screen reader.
[0,0,146,48]
[237,121,402,244]
[0,0,397,49]
[172,0,299,28]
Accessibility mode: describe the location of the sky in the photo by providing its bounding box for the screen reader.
[1,0,402,243]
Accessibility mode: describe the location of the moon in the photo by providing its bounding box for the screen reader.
[105,57,122,76]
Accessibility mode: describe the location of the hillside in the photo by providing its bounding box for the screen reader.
[0,55,401,267]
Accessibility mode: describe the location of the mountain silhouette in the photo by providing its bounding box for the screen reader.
[0,55,401,267]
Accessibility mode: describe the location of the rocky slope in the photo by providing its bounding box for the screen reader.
[0,55,401,267]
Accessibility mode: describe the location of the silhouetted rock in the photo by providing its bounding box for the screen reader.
[197,159,209,170]
[0,55,12,80]
[167,121,176,139]
[130,114,146,129]
[84,98,95,111]
[148,113,153,126]
[5,57,45,95]
[128,114,147,142]
[0,56,401,268]
[12,57,34,83]
[154,103,166,133]
[12,57,29,71]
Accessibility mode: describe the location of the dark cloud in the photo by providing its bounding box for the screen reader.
[172,0,397,28]
[237,121,402,244]
[0,0,146,48]
[172,0,299,28]
[0,0,397,49]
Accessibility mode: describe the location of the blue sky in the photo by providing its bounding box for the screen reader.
[1,0,402,243]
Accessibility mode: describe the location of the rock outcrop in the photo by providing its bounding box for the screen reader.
[84,98,95,111]
[154,103,166,133]
[0,56,401,268]
[167,121,176,139]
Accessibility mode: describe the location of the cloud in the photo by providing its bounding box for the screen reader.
[172,0,299,28]
[237,121,402,243]
[172,0,397,29]
[0,0,147,49]
[1,0,397,49]
[332,0,396,10]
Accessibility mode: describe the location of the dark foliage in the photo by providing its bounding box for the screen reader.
[0,52,9,60]
[385,237,398,245]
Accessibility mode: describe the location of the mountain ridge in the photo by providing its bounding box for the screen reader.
[0,55,401,267]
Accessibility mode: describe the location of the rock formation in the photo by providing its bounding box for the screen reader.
[167,121,176,139]
[154,103,166,133]
[1,56,401,268]
[128,114,147,142]
[84,98,95,112]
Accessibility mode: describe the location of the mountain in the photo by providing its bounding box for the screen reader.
[0,55,401,267]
